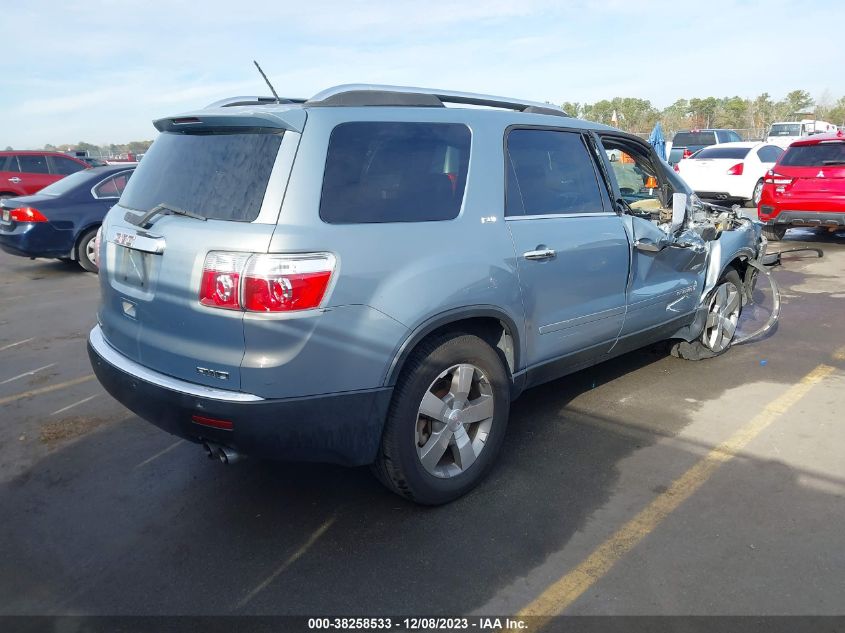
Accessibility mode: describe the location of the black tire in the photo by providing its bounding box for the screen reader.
[762,225,786,241]
[372,333,510,505]
[76,228,99,273]
[672,268,743,361]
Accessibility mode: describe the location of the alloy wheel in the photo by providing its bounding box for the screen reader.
[702,282,741,353]
[415,363,494,478]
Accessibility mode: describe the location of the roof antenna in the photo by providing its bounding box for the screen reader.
[253,60,281,103]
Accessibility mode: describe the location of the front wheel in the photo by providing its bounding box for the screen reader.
[672,268,743,360]
[372,333,510,505]
[76,228,99,273]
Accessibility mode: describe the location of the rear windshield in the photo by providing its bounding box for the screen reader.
[119,131,282,222]
[319,122,470,224]
[672,132,716,147]
[38,169,96,196]
[769,124,801,137]
[780,142,845,167]
[693,147,751,160]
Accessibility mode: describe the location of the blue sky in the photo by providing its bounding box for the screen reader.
[2,0,843,148]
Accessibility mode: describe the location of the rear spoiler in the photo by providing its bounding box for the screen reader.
[153,109,306,134]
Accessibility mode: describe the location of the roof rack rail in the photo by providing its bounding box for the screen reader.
[205,96,307,109]
[306,84,570,117]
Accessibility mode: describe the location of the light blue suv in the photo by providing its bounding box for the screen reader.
[88,85,764,504]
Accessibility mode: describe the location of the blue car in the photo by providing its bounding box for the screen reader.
[0,165,134,272]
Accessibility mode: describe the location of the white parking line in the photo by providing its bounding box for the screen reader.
[0,363,56,385]
[0,337,34,352]
[51,394,100,416]
[134,439,185,469]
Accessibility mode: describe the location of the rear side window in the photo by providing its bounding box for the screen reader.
[780,142,845,167]
[320,122,470,224]
[119,132,282,222]
[95,171,132,198]
[769,124,801,137]
[1,155,20,172]
[50,155,86,175]
[694,147,751,160]
[672,132,716,147]
[757,145,783,163]
[18,155,49,174]
[506,129,604,217]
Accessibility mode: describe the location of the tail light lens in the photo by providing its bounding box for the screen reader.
[764,170,794,185]
[673,163,680,172]
[682,148,692,159]
[726,162,744,176]
[200,252,250,310]
[243,254,335,312]
[200,252,335,312]
[10,207,48,223]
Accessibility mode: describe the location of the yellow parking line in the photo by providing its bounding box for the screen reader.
[236,516,336,609]
[0,374,95,406]
[518,363,835,625]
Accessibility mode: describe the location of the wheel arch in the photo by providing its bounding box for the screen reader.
[383,306,522,389]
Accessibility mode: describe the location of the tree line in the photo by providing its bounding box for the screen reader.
[3,140,154,157]
[560,90,845,135]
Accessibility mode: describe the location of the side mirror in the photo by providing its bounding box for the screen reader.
[671,193,687,232]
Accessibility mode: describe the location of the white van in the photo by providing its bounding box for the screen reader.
[767,120,839,147]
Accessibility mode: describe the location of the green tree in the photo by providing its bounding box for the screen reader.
[689,97,719,128]
[560,101,582,117]
[719,96,748,129]
[780,89,814,118]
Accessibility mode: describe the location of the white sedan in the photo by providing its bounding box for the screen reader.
[675,142,784,206]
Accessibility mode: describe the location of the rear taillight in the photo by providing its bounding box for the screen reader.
[200,252,250,310]
[10,207,48,223]
[243,254,335,312]
[673,163,680,172]
[726,162,744,176]
[763,169,794,185]
[682,148,692,159]
[200,252,335,313]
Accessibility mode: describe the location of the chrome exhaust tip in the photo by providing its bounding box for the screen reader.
[218,445,242,465]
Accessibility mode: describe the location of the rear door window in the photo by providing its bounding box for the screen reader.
[49,155,87,175]
[506,129,605,216]
[119,132,282,222]
[780,142,845,167]
[17,155,50,174]
[1,155,20,172]
[320,122,470,224]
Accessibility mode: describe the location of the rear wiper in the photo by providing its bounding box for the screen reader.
[821,160,845,165]
[125,202,207,228]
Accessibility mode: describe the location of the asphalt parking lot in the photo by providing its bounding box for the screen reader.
[1,229,844,619]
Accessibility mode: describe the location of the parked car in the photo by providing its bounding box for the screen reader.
[766,120,839,148]
[87,84,764,504]
[0,151,90,198]
[675,142,784,206]
[667,129,742,165]
[758,130,845,240]
[0,165,134,272]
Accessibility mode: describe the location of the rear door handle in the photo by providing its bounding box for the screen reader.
[8,177,21,184]
[523,248,556,261]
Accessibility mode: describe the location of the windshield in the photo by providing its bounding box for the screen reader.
[119,131,282,222]
[769,124,801,137]
[693,147,751,160]
[37,169,95,196]
[780,142,845,167]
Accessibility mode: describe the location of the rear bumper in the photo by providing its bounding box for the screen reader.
[758,208,845,227]
[88,325,392,466]
[0,222,73,258]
